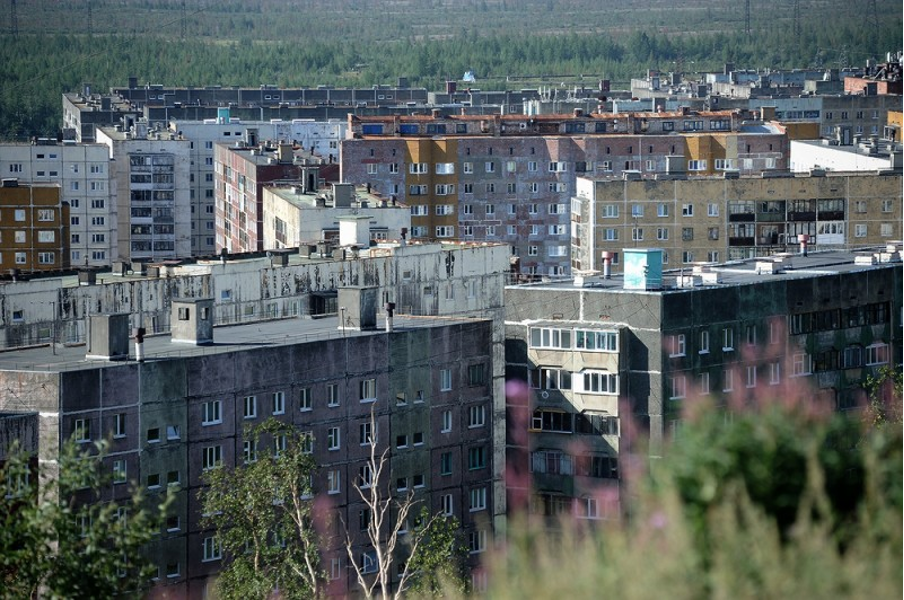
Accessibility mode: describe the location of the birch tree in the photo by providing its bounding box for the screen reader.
[345,410,467,600]
[201,418,323,599]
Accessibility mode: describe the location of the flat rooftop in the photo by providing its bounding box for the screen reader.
[0,313,484,374]
[508,246,902,294]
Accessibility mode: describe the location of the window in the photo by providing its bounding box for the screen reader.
[791,353,810,376]
[327,384,339,407]
[531,409,573,433]
[668,334,686,357]
[746,366,757,388]
[656,227,669,240]
[327,469,340,494]
[327,427,340,450]
[359,421,374,446]
[469,530,487,554]
[440,369,452,391]
[202,400,222,425]
[409,163,428,174]
[530,450,573,475]
[202,537,221,562]
[722,328,734,351]
[243,440,258,464]
[468,446,487,470]
[866,343,889,366]
[603,204,619,218]
[358,464,373,488]
[670,375,686,399]
[440,452,453,475]
[272,391,285,415]
[300,431,313,454]
[14,209,25,221]
[769,362,781,385]
[273,434,287,457]
[165,563,180,579]
[699,330,710,354]
[687,160,707,171]
[707,203,719,217]
[682,204,694,216]
[243,396,257,419]
[485,161,495,173]
[603,228,618,241]
[74,419,91,443]
[880,223,893,237]
[854,224,867,238]
[699,372,711,395]
[113,459,127,484]
[412,431,424,446]
[202,445,222,470]
[468,405,486,428]
[469,487,487,511]
[580,371,618,395]
[631,228,644,241]
[362,549,377,574]
[359,378,377,402]
[147,427,161,444]
[463,162,473,174]
[435,225,454,238]
[113,414,126,438]
[441,410,453,433]
[299,387,312,411]
[722,369,734,392]
[529,327,571,349]
[682,227,694,241]
[575,330,618,352]
[442,494,454,516]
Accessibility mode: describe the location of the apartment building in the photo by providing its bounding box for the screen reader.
[63,81,427,143]
[504,247,902,520]
[0,240,509,597]
[172,116,346,256]
[570,171,903,272]
[215,142,323,253]
[0,298,501,597]
[341,110,788,277]
[95,126,192,262]
[0,180,69,273]
[0,142,115,267]
[262,181,409,250]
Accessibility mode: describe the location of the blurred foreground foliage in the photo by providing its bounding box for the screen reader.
[470,402,902,600]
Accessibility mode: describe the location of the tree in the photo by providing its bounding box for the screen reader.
[200,418,323,600]
[345,409,468,600]
[0,436,169,598]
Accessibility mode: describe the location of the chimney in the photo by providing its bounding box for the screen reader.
[601,251,614,279]
[133,327,146,362]
[385,302,395,332]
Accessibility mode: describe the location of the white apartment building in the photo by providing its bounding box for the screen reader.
[0,142,116,267]
[96,126,192,262]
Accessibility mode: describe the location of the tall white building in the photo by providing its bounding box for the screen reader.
[0,142,116,267]
[96,126,192,262]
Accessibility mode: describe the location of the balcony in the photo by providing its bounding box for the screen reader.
[728,212,755,222]
[729,237,755,247]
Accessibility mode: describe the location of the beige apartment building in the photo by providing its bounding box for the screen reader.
[571,171,902,272]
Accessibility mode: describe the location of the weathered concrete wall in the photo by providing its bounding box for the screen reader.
[0,242,509,350]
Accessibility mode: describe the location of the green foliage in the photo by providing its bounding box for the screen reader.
[0,0,900,139]
[0,437,169,599]
[469,404,902,600]
[200,418,322,600]
[404,507,469,597]
[660,404,902,554]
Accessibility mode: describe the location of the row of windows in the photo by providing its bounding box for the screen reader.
[529,327,619,352]
[789,303,889,335]
[530,450,619,479]
[668,354,825,399]
[530,409,619,435]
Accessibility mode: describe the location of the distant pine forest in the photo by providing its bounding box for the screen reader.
[0,0,900,139]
